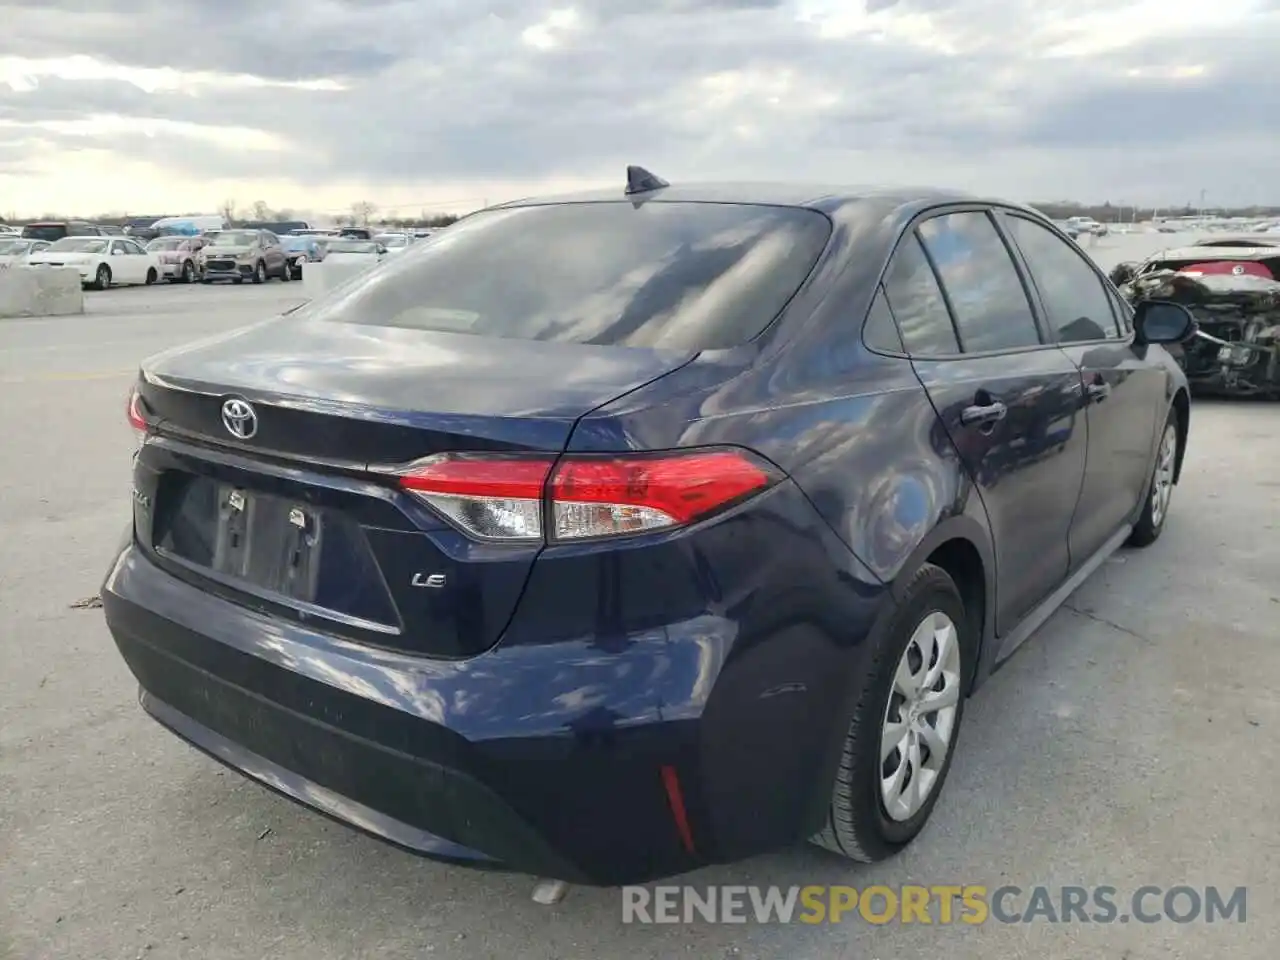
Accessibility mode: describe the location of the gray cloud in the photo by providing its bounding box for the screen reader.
[1,0,1278,209]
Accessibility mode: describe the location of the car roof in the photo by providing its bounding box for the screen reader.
[491,181,1001,217]
[1149,244,1280,262]
[1191,234,1280,247]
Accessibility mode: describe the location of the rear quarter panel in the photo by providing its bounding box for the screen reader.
[557,225,996,857]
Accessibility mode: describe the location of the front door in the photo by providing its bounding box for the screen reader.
[999,213,1165,566]
[884,211,1088,633]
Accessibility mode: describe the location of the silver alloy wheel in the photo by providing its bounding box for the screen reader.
[1149,423,1177,528]
[880,611,962,823]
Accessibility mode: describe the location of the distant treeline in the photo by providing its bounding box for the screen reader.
[0,211,463,229]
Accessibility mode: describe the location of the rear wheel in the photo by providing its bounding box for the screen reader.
[94,264,111,290]
[145,267,158,285]
[811,563,969,862]
[1128,410,1179,547]
[181,260,195,283]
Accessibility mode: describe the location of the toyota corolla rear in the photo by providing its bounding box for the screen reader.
[101,196,875,884]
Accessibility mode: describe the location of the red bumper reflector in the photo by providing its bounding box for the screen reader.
[660,764,697,855]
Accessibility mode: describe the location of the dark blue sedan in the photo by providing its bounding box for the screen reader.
[103,170,1194,886]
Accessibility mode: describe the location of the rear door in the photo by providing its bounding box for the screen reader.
[261,232,284,274]
[887,209,1089,633]
[124,238,153,281]
[109,239,140,283]
[999,213,1165,567]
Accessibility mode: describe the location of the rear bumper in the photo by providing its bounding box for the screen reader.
[103,481,891,884]
[103,540,716,884]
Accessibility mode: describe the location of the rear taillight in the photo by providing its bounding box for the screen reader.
[398,454,553,541]
[126,388,147,432]
[395,448,781,542]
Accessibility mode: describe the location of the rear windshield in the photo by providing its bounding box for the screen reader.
[147,238,185,251]
[22,224,67,241]
[301,202,832,350]
[328,240,378,253]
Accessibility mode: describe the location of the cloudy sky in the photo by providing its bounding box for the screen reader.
[2,0,1278,219]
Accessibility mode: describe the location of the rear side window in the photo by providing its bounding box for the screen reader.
[1004,215,1119,342]
[881,235,960,356]
[302,202,833,350]
[918,212,1041,352]
[863,287,905,354]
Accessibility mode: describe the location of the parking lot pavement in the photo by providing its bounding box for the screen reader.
[3,280,1278,960]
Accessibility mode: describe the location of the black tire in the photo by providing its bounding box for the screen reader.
[1127,409,1179,548]
[291,261,303,281]
[252,261,266,284]
[280,259,292,282]
[94,264,111,291]
[811,562,971,863]
[181,260,195,283]
[145,267,158,285]
[200,277,212,284]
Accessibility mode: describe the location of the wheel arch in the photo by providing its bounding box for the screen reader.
[889,515,994,692]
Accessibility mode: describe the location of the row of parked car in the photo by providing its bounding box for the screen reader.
[0,225,421,290]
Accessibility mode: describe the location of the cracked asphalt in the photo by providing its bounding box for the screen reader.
[2,239,1278,959]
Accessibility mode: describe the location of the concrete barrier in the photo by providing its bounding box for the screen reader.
[0,266,84,318]
[300,258,379,299]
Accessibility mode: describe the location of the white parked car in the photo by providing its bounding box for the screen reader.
[0,237,52,268]
[26,236,162,289]
[372,233,410,256]
[320,238,388,266]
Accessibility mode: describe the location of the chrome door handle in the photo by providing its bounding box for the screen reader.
[960,401,1008,426]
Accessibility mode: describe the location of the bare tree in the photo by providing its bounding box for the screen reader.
[350,200,378,227]
[219,198,237,223]
[251,200,271,221]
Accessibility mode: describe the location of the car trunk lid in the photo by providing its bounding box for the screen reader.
[132,316,695,658]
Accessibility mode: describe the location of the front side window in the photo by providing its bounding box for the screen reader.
[1004,215,1119,342]
[300,201,833,351]
[918,212,1041,353]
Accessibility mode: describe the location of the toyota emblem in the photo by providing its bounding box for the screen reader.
[221,398,258,439]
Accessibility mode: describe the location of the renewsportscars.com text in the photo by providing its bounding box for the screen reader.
[621,884,1247,925]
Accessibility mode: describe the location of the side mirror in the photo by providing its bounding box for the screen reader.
[1133,299,1196,345]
